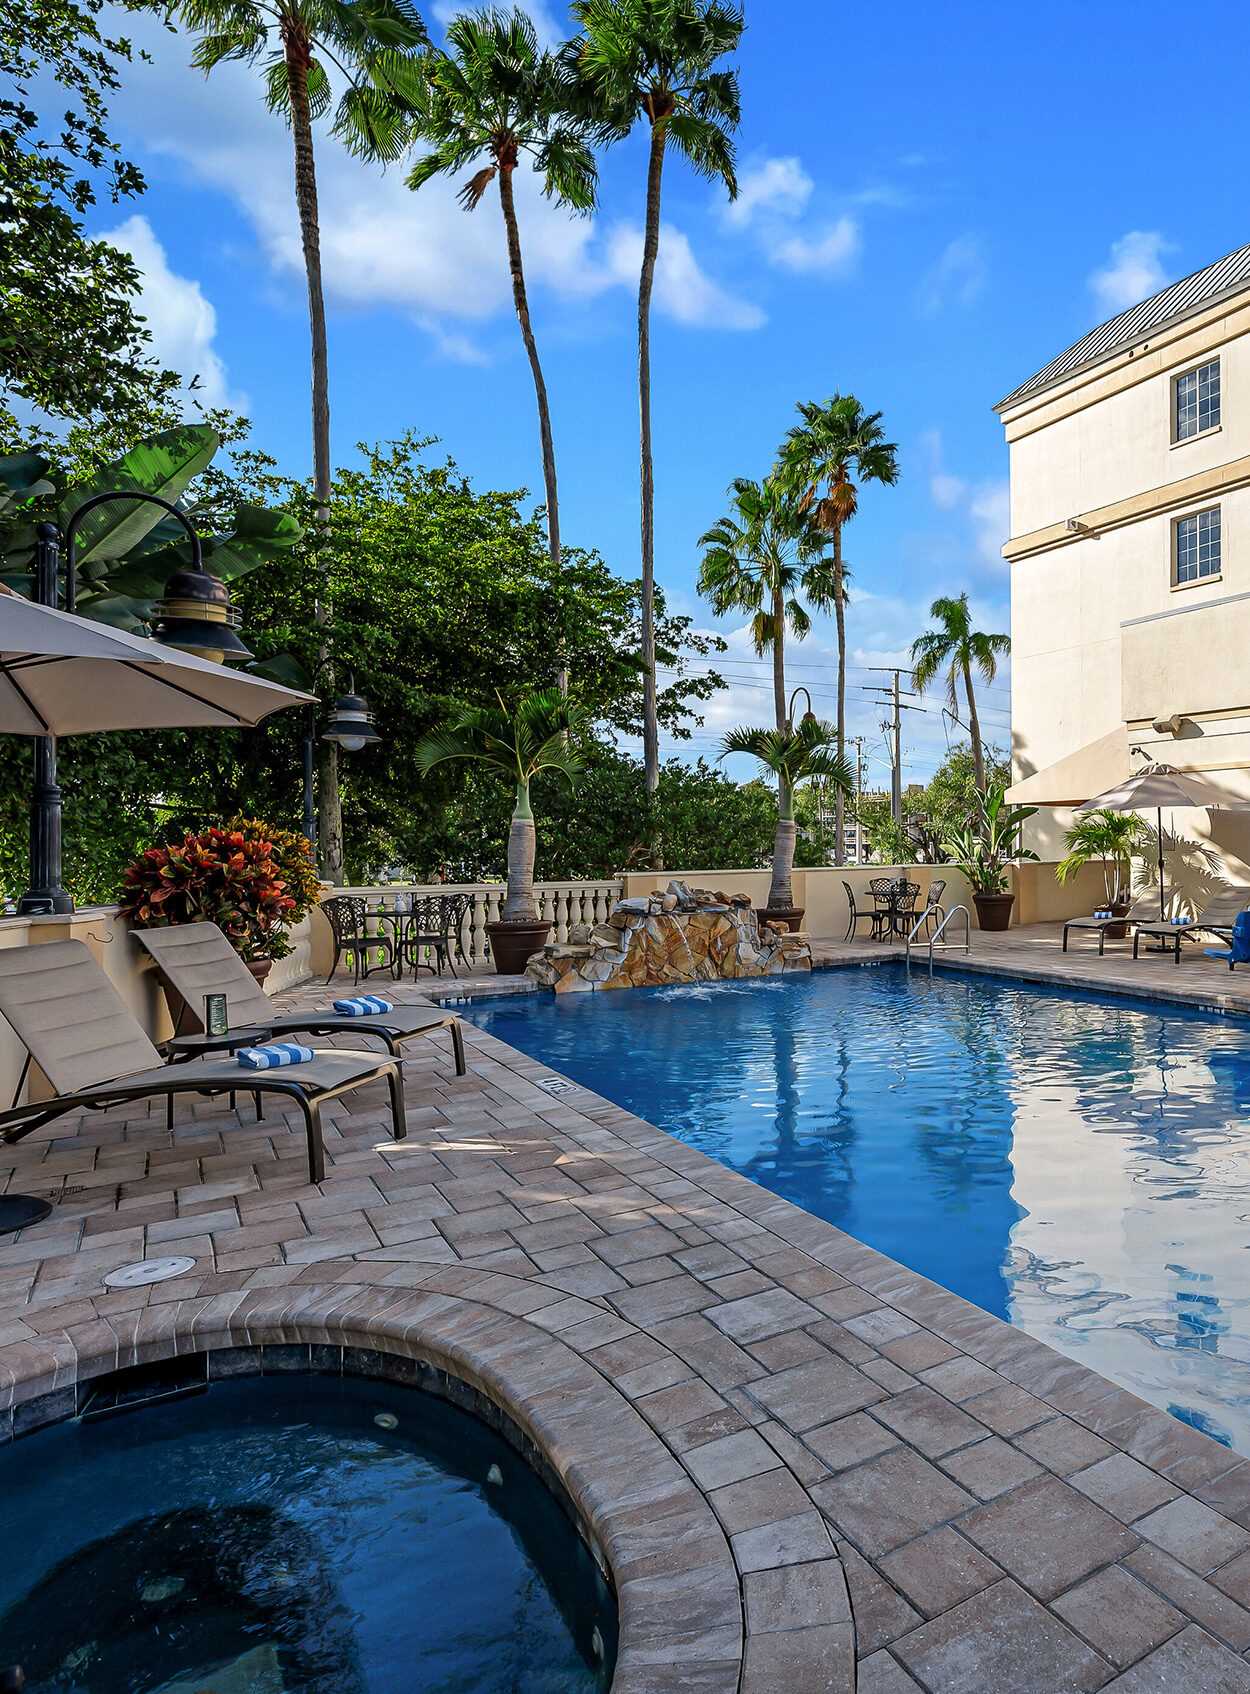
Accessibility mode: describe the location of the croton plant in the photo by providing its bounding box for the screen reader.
[120,825,304,961]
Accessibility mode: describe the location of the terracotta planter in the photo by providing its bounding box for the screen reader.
[972,892,1016,932]
[760,906,804,934]
[487,920,551,976]
[1103,897,1133,941]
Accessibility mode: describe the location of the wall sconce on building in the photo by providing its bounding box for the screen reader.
[1151,713,1191,736]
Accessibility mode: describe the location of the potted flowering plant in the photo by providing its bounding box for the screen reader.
[120,824,301,982]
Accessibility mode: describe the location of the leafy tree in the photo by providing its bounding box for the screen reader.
[416,688,586,921]
[0,0,183,444]
[563,0,743,794]
[720,718,852,912]
[777,394,899,863]
[405,9,595,695]
[854,743,1010,866]
[167,0,428,879]
[910,591,1010,793]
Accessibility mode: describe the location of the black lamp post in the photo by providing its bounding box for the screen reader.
[787,685,817,729]
[300,678,381,864]
[16,491,249,916]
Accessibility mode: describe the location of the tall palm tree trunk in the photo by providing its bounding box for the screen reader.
[285,27,343,881]
[963,656,985,791]
[833,523,847,867]
[498,160,566,698]
[637,114,667,801]
[772,582,788,818]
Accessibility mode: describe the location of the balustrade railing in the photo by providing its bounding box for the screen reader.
[333,881,623,969]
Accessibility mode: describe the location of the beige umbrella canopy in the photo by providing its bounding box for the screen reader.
[0,591,313,734]
[1078,760,1244,920]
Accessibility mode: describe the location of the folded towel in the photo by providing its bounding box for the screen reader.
[332,995,394,1015]
[1171,917,1190,926]
[238,1043,314,1070]
[1094,910,1112,919]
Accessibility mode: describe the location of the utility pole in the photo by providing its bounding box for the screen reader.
[862,669,925,826]
[847,734,866,863]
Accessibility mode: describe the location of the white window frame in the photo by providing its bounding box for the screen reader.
[1171,356,1221,444]
[1171,504,1222,589]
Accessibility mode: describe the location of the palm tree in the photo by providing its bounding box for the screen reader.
[910,592,1010,792]
[697,474,834,813]
[173,0,426,883]
[415,689,587,923]
[564,0,743,793]
[720,718,852,915]
[777,394,898,864]
[1056,809,1152,907]
[406,11,596,696]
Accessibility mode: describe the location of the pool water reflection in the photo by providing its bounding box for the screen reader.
[465,966,1250,1453]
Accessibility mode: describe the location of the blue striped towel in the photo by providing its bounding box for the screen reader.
[1171,916,1191,926]
[237,1043,315,1070]
[332,995,394,1015]
[1094,910,1112,919]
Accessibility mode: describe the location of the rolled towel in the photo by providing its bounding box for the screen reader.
[238,1043,315,1070]
[1093,910,1112,919]
[332,995,394,1015]
[1171,917,1190,926]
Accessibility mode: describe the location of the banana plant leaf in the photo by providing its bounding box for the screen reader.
[246,652,312,689]
[59,424,220,565]
[0,454,53,513]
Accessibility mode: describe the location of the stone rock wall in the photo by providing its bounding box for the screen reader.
[525,881,813,994]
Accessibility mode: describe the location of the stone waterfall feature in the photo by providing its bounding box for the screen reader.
[525,881,813,993]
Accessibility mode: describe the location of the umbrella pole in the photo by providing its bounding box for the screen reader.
[1157,806,1166,921]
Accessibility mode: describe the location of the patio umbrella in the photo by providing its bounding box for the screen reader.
[1078,761,1241,920]
[0,592,314,734]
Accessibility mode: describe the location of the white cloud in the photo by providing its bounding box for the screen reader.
[917,235,986,316]
[969,480,1010,565]
[1089,230,1173,314]
[100,214,243,411]
[433,0,565,45]
[110,11,755,351]
[722,156,813,228]
[773,216,861,276]
[605,223,765,331]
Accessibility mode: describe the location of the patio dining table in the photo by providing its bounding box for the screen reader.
[873,878,921,938]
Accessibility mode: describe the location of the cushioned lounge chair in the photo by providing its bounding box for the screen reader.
[1132,888,1250,964]
[133,922,466,1076]
[1062,894,1160,955]
[0,941,405,1185]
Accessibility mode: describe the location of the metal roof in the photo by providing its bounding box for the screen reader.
[996,242,1250,411]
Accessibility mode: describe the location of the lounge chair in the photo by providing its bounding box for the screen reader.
[0,941,405,1185]
[1132,888,1250,963]
[133,922,466,1076]
[1062,894,1160,955]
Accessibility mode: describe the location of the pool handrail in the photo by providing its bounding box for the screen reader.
[905,903,971,975]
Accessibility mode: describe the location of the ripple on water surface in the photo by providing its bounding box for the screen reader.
[466,965,1250,1453]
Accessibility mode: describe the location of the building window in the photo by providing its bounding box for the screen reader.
[1173,359,1221,440]
[1174,506,1221,585]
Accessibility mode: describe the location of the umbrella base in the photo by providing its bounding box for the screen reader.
[0,1194,53,1235]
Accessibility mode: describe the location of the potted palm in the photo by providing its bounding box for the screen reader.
[942,785,1038,931]
[720,718,852,930]
[1055,809,1150,938]
[416,690,586,974]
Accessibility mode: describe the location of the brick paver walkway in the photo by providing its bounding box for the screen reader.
[3,949,1250,1690]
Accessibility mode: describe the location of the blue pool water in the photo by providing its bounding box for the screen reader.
[0,1374,615,1693]
[466,966,1250,1453]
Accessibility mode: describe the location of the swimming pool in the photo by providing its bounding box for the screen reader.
[466,966,1250,1454]
[0,1371,615,1693]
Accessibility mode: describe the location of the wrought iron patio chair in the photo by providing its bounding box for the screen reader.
[0,941,405,1187]
[398,893,474,978]
[842,881,890,941]
[321,895,396,986]
[892,881,921,936]
[915,879,947,939]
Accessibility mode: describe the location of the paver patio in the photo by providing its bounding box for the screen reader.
[2,933,1250,1689]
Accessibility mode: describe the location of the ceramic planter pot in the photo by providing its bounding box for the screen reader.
[972,892,1015,932]
[246,958,273,988]
[487,920,551,975]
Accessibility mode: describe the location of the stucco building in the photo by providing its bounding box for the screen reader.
[999,242,1250,883]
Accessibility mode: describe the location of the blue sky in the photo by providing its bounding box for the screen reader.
[94,0,1250,790]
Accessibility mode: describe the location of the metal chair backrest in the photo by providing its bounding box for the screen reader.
[132,922,272,1029]
[926,879,947,909]
[0,940,162,1093]
[868,877,896,901]
[896,880,921,908]
[321,894,369,947]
